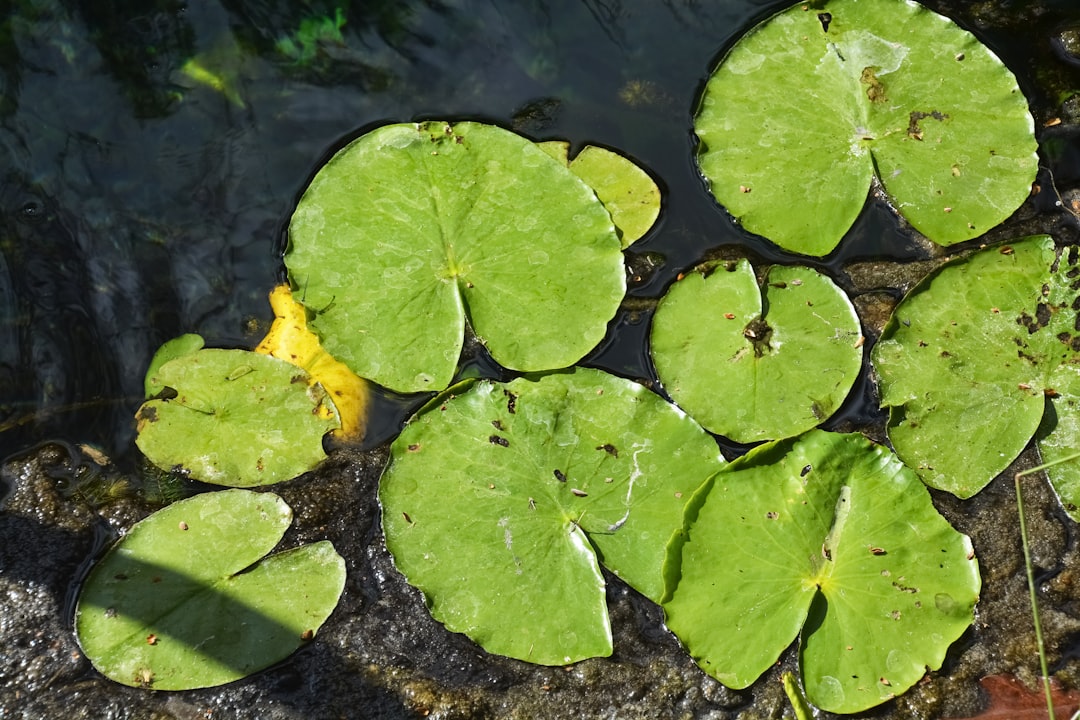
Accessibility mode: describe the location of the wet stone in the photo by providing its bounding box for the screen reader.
[1055,26,1080,65]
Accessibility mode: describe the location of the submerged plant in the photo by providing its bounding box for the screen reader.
[276,7,347,65]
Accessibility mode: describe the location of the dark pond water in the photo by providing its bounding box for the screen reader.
[3,0,1076,465]
[4,0,1080,717]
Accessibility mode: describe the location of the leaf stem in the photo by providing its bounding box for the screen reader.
[1014,452,1080,479]
[1013,470,1054,719]
[781,671,814,720]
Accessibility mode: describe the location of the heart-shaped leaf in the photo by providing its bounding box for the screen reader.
[694,0,1038,255]
[651,259,862,443]
[379,368,724,665]
[872,236,1080,509]
[663,430,979,714]
[136,345,339,486]
[285,120,626,393]
[75,489,346,690]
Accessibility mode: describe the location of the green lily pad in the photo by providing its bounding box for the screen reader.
[873,237,1080,510]
[651,260,862,443]
[143,333,204,397]
[379,368,724,665]
[695,0,1038,255]
[663,430,979,714]
[538,142,661,247]
[285,120,626,393]
[75,489,346,690]
[135,346,339,487]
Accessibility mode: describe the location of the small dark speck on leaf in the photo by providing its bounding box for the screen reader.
[817,12,832,32]
[489,435,509,447]
[407,443,421,452]
[492,419,504,431]
[596,443,618,457]
[766,511,778,519]
[402,512,413,524]
[554,469,567,483]
[800,464,812,477]
[504,390,518,414]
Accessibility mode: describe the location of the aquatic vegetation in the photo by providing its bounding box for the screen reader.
[651,259,862,443]
[276,7,347,65]
[663,430,979,714]
[76,0,1063,708]
[379,368,723,664]
[873,237,1080,516]
[135,337,339,487]
[75,489,345,690]
[537,141,661,247]
[694,0,1038,255]
[284,120,659,394]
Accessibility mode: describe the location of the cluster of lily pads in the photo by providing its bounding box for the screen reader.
[74,0,1068,715]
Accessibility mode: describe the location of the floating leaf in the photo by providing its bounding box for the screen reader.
[379,368,724,665]
[75,489,346,690]
[539,142,661,247]
[255,284,369,440]
[651,260,862,443]
[285,120,625,393]
[872,237,1080,509]
[694,0,1038,255]
[144,333,204,397]
[135,347,339,486]
[663,430,979,714]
